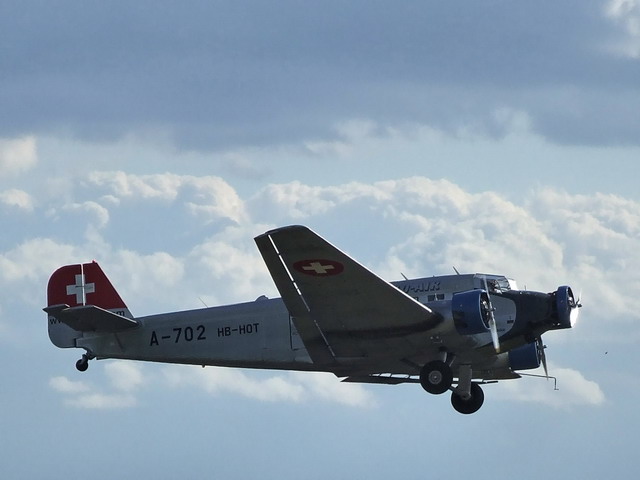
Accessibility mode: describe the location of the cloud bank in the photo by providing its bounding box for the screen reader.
[20,172,638,409]
[5,172,639,328]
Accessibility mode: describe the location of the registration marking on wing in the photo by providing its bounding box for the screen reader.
[293,259,344,276]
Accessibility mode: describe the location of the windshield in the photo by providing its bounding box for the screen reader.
[474,274,514,293]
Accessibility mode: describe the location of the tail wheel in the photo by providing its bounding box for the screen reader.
[419,360,453,395]
[451,383,484,414]
[75,353,90,372]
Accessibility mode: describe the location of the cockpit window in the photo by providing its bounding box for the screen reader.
[494,278,512,292]
[474,275,513,293]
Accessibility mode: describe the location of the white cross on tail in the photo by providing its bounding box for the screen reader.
[66,274,95,305]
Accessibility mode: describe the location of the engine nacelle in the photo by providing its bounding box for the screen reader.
[554,285,577,329]
[508,342,541,371]
[452,290,490,335]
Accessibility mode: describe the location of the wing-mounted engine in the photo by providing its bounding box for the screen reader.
[451,290,491,335]
[508,341,542,370]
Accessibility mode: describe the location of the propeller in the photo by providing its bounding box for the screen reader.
[482,277,501,353]
[536,336,549,379]
[570,289,582,327]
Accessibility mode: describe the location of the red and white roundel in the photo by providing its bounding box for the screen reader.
[293,259,344,276]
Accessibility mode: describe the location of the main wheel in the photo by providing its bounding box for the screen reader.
[451,383,484,414]
[419,360,453,395]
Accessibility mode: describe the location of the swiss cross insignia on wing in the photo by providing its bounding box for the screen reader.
[293,259,344,276]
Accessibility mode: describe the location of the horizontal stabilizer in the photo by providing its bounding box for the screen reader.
[44,304,138,333]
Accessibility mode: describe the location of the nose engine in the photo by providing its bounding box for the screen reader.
[552,286,580,330]
[504,286,580,376]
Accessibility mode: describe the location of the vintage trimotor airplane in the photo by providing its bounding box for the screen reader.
[45,225,580,414]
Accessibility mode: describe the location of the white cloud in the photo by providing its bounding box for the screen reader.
[250,181,338,220]
[49,362,144,410]
[526,189,640,321]
[184,181,246,224]
[605,0,640,58]
[187,235,274,304]
[491,107,533,135]
[62,200,110,228]
[88,171,183,200]
[64,392,137,410]
[50,361,373,410]
[290,372,377,408]
[302,119,379,157]
[0,136,37,177]
[161,366,375,408]
[0,189,34,211]
[87,171,248,224]
[248,179,394,222]
[163,366,306,403]
[496,363,605,409]
[49,376,91,395]
[107,250,185,308]
[220,153,271,179]
[105,361,145,392]
[0,238,78,284]
[112,250,184,289]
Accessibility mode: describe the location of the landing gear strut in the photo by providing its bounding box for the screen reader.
[451,383,484,414]
[449,364,484,414]
[75,353,93,372]
[420,361,485,414]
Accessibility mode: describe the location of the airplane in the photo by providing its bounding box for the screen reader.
[44,225,580,414]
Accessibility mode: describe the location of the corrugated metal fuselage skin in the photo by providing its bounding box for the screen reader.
[72,273,541,379]
[76,298,320,372]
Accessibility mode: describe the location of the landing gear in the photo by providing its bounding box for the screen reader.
[419,360,453,395]
[419,360,486,414]
[75,353,93,372]
[451,383,484,415]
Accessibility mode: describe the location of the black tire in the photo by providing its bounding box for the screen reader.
[451,383,484,414]
[419,360,453,395]
[76,358,89,372]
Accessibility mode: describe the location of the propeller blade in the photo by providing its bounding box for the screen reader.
[576,289,583,308]
[483,277,500,353]
[570,288,582,327]
[537,337,549,379]
[489,317,500,353]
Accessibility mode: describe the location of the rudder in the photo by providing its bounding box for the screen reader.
[46,261,132,348]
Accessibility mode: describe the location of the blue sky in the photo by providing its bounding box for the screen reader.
[2,1,640,478]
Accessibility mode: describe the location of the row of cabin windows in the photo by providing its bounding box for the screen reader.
[412,293,447,303]
[426,293,445,302]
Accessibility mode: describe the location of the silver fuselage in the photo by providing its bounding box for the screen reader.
[74,273,523,379]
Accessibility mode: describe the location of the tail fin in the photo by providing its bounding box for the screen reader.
[45,262,134,348]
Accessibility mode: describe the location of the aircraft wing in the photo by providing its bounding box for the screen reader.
[255,225,442,365]
[44,304,138,333]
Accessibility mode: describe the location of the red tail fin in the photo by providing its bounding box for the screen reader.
[46,262,134,348]
[47,261,132,317]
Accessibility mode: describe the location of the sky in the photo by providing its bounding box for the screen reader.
[1,1,640,478]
